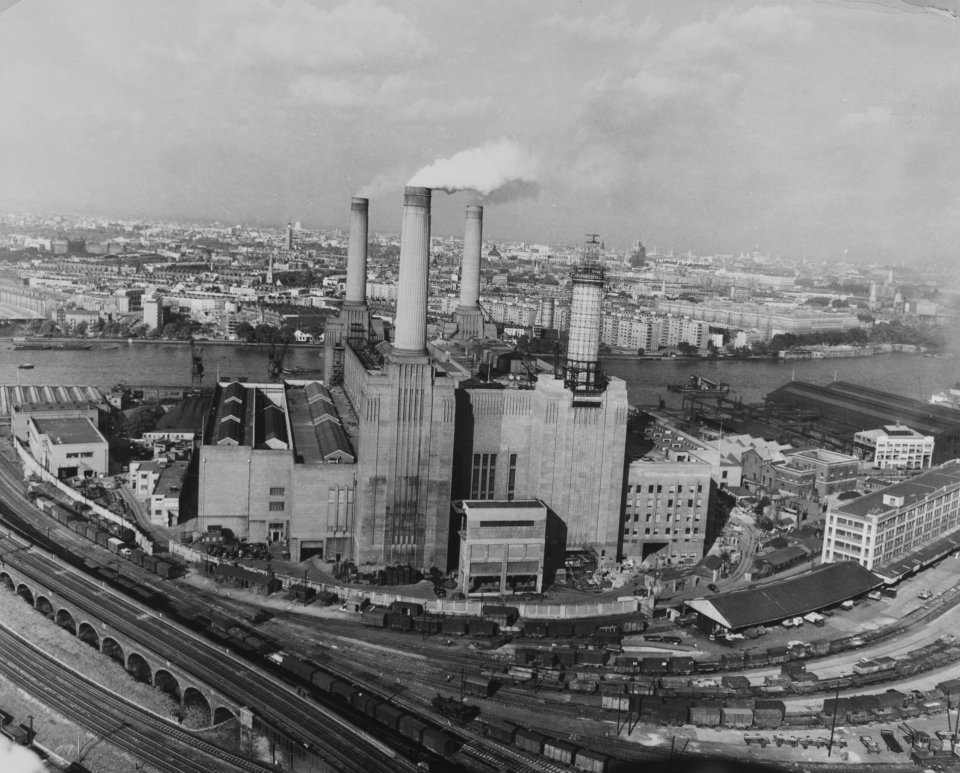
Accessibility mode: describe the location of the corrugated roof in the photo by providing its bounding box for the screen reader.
[687,561,881,630]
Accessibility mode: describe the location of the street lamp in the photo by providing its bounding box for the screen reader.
[827,674,844,757]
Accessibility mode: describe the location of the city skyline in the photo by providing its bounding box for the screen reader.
[1,0,960,262]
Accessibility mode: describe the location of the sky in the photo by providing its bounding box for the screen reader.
[1,0,960,262]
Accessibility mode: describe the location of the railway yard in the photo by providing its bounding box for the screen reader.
[2,434,960,771]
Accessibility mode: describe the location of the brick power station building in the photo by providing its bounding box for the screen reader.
[198,189,630,577]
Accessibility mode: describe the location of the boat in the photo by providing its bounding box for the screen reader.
[98,344,120,350]
[667,375,731,394]
[57,342,93,350]
[13,343,52,351]
[17,363,34,370]
[282,366,323,375]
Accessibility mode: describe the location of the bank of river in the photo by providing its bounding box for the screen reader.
[0,342,954,409]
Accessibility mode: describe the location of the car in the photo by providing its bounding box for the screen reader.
[918,589,933,600]
[860,735,881,754]
[880,729,903,753]
[707,583,720,593]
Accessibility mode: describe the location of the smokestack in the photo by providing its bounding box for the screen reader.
[565,265,605,391]
[393,186,431,355]
[344,197,368,306]
[458,205,482,311]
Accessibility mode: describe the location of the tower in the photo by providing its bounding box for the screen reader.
[348,187,457,569]
[452,205,485,340]
[285,222,293,251]
[562,235,606,392]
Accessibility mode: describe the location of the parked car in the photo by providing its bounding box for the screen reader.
[860,735,881,754]
[918,589,933,600]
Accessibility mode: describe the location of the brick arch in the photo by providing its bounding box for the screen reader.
[15,583,34,606]
[213,706,236,725]
[182,687,211,728]
[0,572,13,591]
[77,621,100,650]
[154,669,181,703]
[102,636,124,666]
[34,595,54,620]
[126,652,152,685]
[55,608,77,635]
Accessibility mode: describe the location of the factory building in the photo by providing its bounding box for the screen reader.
[457,500,549,596]
[198,380,358,561]
[821,459,960,573]
[27,416,109,479]
[853,424,934,471]
[197,189,629,575]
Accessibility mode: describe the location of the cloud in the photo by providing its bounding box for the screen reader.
[621,70,679,100]
[661,5,813,62]
[289,73,410,108]
[841,105,893,128]
[546,5,660,43]
[201,0,427,69]
[394,95,493,122]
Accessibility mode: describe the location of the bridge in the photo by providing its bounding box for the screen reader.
[0,559,241,727]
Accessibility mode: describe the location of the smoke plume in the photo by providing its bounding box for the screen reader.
[407,139,539,201]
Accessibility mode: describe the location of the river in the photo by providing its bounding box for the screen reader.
[0,342,956,408]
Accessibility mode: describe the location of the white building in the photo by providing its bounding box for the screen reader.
[821,459,960,572]
[853,424,934,471]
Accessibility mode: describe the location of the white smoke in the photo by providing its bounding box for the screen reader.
[0,738,45,773]
[407,138,539,201]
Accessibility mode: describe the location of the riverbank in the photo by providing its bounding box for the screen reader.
[3,335,322,349]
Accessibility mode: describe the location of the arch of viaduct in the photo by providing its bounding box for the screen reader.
[0,565,240,727]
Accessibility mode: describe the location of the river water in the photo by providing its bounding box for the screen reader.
[0,341,956,409]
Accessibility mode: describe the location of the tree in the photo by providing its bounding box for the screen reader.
[677,341,699,356]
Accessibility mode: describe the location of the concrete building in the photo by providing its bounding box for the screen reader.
[854,424,934,471]
[142,293,164,331]
[780,448,859,499]
[198,380,358,561]
[622,415,719,565]
[821,459,960,572]
[27,416,108,479]
[130,458,188,526]
[457,500,548,596]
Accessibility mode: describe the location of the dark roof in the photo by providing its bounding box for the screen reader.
[155,395,210,432]
[873,528,960,581]
[687,562,882,630]
[766,381,960,436]
[286,382,354,463]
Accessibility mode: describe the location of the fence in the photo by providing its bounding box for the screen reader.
[168,541,639,620]
[15,440,153,553]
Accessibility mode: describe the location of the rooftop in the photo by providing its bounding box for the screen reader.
[31,416,105,445]
[687,561,881,630]
[836,459,960,518]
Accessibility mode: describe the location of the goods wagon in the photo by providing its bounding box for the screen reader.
[468,619,498,638]
[386,613,413,632]
[483,719,517,744]
[482,605,519,627]
[522,620,550,638]
[543,738,577,766]
[390,600,424,617]
[515,728,548,755]
[361,609,388,628]
[375,703,405,732]
[548,621,574,638]
[413,615,442,634]
[689,701,722,728]
[398,715,429,744]
[573,748,611,773]
[463,675,495,698]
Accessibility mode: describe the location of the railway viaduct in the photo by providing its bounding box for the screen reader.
[0,563,243,727]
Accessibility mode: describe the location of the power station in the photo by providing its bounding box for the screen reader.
[198,188,629,579]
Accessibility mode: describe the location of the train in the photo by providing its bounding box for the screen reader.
[274,651,461,759]
[481,717,644,773]
[30,491,183,580]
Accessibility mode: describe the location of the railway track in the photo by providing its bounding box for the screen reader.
[0,621,270,773]
[0,528,413,773]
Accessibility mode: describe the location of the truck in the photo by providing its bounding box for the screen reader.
[860,735,881,754]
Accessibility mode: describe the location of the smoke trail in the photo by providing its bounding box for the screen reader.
[407,139,539,201]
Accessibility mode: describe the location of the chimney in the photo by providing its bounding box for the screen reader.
[565,264,605,390]
[344,197,368,306]
[458,205,482,312]
[392,186,431,355]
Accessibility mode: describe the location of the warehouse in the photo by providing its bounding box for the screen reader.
[685,561,882,635]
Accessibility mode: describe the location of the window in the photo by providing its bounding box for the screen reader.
[269,502,285,511]
[471,453,498,499]
[507,454,518,501]
[269,487,285,496]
